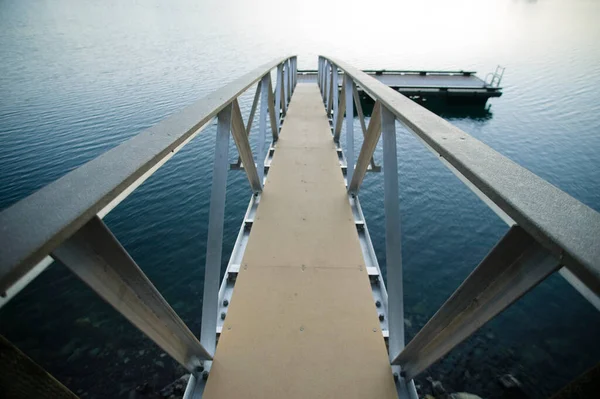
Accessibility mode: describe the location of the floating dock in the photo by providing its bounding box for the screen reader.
[299,67,503,105]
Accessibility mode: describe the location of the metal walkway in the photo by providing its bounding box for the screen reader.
[203,84,396,398]
[1,55,599,399]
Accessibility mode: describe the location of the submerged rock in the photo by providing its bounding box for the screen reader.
[67,347,86,362]
[160,374,190,398]
[427,377,448,398]
[75,317,92,327]
[498,373,521,389]
[88,347,101,358]
[498,374,527,398]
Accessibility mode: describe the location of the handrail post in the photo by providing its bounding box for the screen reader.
[327,63,334,117]
[318,57,323,94]
[320,58,326,98]
[282,62,289,116]
[258,74,270,185]
[381,106,405,361]
[288,58,294,99]
[285,60,290,105]
[344,75,355,185]
[200,104,233,357]
[267,76,279,142]
[332,65,339,128]
[292,57,297,90]
[325,61,331,110]
[333,80,346,141]
[275,64,283,132]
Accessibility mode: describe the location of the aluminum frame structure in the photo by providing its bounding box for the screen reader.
[318,56,600,395]
[1,54,598,399]
[0,56,297,388]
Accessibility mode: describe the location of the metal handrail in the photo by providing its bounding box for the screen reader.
[318,55,600,385]
[0,56,297,376]
[321,55,600,294]
[0,56,293,294]
[485,65,505,87]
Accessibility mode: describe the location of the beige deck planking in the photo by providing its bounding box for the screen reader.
[203,84,397,399]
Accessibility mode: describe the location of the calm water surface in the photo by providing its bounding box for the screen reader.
[1,0,599,397]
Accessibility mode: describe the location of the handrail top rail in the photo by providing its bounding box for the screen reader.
[320,55,600,293]
[0,55,296,293]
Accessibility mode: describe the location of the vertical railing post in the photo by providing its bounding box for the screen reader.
[200,103,233,357]
[344,75,354,185]
[291,57,296,90]
[381,106,404,360]
[327,63,334,117]
[275,64,283,132]
[325,61,331,109]
[320,58,326,98]
[332,65,339,129]
[258,74,270,185]
[287,59,292,102]
[318,57,323,94]
[283,62,289,115]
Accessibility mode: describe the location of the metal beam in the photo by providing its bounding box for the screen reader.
[258,75,269,185]
[333,79,346,141]
[232,81,261,169]
[382,106,405,361]
[287,59,292,97]
[245,81,261,138]
[392,225,561,379]
[283,62,289,115]
[230,99,262,193]
[52,216,211,370]
[275,64,283,132]
[332,66,339,128]
[267,76,279,141]
[326,63,333,115]
[0,256,52,308]
[559,267,600,311]
[345,76,355,185]
[348,101,382,194]
[352,82,380,171]
[293,57,297,88]
[200,104,233,357]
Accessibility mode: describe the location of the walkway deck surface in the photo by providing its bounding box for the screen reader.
[203,84,397,398]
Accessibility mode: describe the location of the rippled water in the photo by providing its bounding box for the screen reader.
[1,0,599,397]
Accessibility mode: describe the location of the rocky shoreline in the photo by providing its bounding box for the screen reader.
[130,370,528,399]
